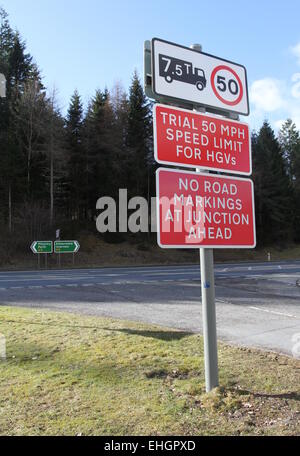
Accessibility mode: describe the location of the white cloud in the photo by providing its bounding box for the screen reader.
[291,73,300,98]
[288,106,300,130]
[250,78,285,112]
[274,119,286,131]
[248,44,300,131]
[291,42,300,66]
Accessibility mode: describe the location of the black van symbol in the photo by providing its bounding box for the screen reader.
[159,54,207,91]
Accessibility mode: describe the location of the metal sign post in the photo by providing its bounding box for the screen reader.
[191,44,217,390]
[191,51,219,390]
[54,241,80,268]
[200,247,219,391]
[31,241,53,270]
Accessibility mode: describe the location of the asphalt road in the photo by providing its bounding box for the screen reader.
[0,261,300,357]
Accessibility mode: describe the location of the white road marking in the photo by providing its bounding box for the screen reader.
[216,299,231,304]
[0,277,90,283]
[249,306,298,319]
[144,271,198,277]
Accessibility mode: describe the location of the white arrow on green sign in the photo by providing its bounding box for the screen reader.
[31,241,53,254]
[54,240,80,254]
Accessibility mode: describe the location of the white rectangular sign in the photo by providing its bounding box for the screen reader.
[152,38,249,116]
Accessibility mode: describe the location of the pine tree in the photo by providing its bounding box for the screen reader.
[109,82,129,191]
[126,71,152,198]
[0,7,14,75]
[65,90,85,220]
[279,119,300,241]
[0,9,40,231]
[252,121,293,246]
[7,32,35,99]
[43,89,65,225]
[13,80,49,197]
[83,89,108,218]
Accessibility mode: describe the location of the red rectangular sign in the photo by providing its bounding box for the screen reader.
[154,104,251,175]
[156,168,256,249]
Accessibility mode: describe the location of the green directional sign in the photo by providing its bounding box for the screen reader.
[31,241,53,254]
[54,240,80,254]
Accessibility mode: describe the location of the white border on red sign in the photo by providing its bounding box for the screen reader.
[153,104,252,176]
[156,167,256,250]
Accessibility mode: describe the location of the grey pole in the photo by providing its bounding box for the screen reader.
[200,248,219,391]
[0,73,6,98]
[191,43,219,392]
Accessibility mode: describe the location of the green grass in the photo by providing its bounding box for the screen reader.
[0,306,299,436]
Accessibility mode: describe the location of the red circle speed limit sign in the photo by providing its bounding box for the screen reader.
[211,65,243,106]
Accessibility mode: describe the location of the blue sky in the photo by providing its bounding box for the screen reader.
[1,0,300,131]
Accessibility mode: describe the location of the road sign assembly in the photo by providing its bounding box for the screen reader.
[54,240,80,254]
[151,38,249,116]
[30,241,53,254]
[146,36,255,392]
[156,168,256,249]
[154,104,251,175]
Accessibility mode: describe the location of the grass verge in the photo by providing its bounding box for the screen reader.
[0,306,299,436]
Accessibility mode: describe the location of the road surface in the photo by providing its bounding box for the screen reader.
[0,261,300,357]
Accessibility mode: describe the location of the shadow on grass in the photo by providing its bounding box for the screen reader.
[2,318,193,342]
[231,388,300,402]
[103,328,193,341]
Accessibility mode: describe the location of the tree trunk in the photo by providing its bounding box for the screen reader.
[50,147,54,226]
[8,184,12,234]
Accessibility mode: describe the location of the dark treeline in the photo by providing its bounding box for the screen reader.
[0,7,300,257]
[0,8,153,253]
